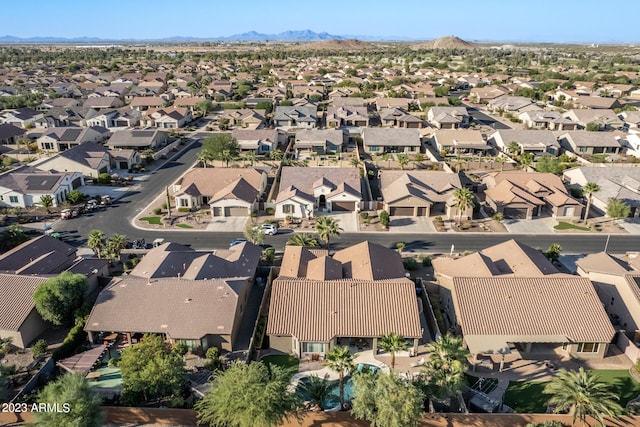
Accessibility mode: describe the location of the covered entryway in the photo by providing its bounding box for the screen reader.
[503,207,529,219]
[389,206,414,216]
[224,206,248,216]
[331,201,355,211]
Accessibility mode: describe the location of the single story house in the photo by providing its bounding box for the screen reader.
[37,127,107,153]
[487,96,538,114]
[489,130,561,156]
[562,109,625,131]
[105,129,169,150]
[267,242,423,358]
[32,141,111,178]
[432,129,490,155]
[362,128,422,154]
[483,171,582,220]
[518,110,577,131]
[273,106,317,129]
[0,165,83,208]
[325,105,369,128]
[231,128,286,154]
[427,107,470,129]
[380,170,469,219]
[141,107,192,129]
[0,274,50,348]
[379,108,425,129]
[275,167,361,218]
[293,129,347,156]
[557,131,622,156]
[0,123,25,146]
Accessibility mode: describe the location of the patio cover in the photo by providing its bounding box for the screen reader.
[57,344,107,374]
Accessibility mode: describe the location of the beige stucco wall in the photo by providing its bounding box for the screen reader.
[269,334,293,355]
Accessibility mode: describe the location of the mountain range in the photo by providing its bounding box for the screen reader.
[0,30,420,43]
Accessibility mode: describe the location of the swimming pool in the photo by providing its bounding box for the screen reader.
[297,363,379,410]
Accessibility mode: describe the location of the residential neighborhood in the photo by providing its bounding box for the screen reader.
[3,15,640,427]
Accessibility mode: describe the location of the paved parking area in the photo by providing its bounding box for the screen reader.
[389,216,436,233]
[205,216,248,232]
[503,217,556,234]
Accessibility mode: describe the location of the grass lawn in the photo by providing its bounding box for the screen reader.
[504,370,640,414]
[554,221,590,231]
[261,355,299,377]
[176,224,193,229]
[503,380,549,413]
[139,216,162,225]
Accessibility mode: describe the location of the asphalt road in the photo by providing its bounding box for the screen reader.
[51,138,639,255]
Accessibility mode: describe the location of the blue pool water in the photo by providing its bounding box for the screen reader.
[297,363,379,410]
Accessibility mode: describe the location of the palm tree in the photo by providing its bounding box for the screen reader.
[508,141,521,156]
[581,182,600,223]
[495,155,505,172]
[104,234,127,260]
[543,368,622,426]
[520,153,534,170]
[197,150,212,168]
[397,153,410,170]
[244,150,257,167]
[286,233,319,247]
[269,149,284,162]
[324,346,354,409]
[87,230,105,258]
[314,216,343,252]
[221,149,233,167]
[378,332,408,369]
[452,188,474,226]
[423,334,469,409]
[299,374,333,411]
[38,195,54,213]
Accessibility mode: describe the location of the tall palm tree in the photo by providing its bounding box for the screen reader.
[378,332,408,369]
[520,153,534,171]
[423,334,469,409]
[314,216,342,252]
[508,141,521,156]
[87,230,105,258]
[197,150,212,168]
[452,188,474,226]
[581,182,600,223]
[244,150,257,167]
[38,195,54,213]
[324,346,354,409]
[286,233,319,247]
[543,368,622,427]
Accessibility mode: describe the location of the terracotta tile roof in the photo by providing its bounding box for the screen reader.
[381,171,462,205]
[484,172,581,209]
[267,278,422,341]
[278,167,361,202]
[453,276,615,343]
[175,168,264,199]
[209,177,259,204]
[279,247,328,278]
[85,277,246,339]
[0,274,48,331]
[333,241,406,281]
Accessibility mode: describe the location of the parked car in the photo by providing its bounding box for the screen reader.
[230,238,247,247]
[60,209,74,219]
[255,223,278,235]
[86,199,98,210]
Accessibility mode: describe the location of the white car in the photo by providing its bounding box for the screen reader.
[256,223,278,235]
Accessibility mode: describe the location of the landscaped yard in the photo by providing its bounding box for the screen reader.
[554,221,590,231]
[504,370,640,414]
[176,223,193,229]
[260,354,299,377]
[139,216,162,225]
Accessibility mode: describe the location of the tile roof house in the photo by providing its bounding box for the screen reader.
[267,242,423,358]
[469,85,509,103]
[483,171,582,220]
[380,170,469,219]
[432,129,490,154]
[85,108,141,129]
[85,241,261,352]
[489,129,561,156]
[273,106,317,129]
[518,110,578,131]
[427,107,470,129]
[0,274,51,348]
[218,109,266,130]
[231,128,286,154]
[0,123,25,146]
[173,167,267,216]
[0,165,83,208]
[562,109,625,131]
[557,130,622,156]
[141,107,192,129]
[563,166,640,218]
[0,235,77,275]
[0,107,44,128]
[432,239,615,360]
[275,167,362,218]
[574,96,622,110]
[325,105,369,128]
[362,127,422,154]
[82,97,125,110]
[37,126,106,153]
[293,129,347,155]
[105,129,169,150]
[32,141,112,178]
[379,108,426,129]
[488,96,538,114]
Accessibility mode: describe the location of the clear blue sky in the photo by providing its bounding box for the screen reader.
[4,0,639,43]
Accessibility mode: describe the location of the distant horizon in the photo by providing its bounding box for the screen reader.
[4,0,640,44]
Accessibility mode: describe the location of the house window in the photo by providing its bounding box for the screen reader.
[174,339,198,350]
[293,338,298,351]
[283,204,295,214]
[561,342,569,351]
[578,146,588,153]
[577,342,600,353]
[370,146,379,152]
[9,196,18,203]
[301,342,325,353]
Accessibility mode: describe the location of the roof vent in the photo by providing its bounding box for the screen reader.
[185,298,192,303]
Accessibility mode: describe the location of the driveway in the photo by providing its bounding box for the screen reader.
[619,218,640,234]
[316,211,359,233]
[502,217,556,234]
[389,216,436,234]
[205,216,248,232]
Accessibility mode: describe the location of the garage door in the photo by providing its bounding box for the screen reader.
[503,207,528,219]
[416,207,428,216]
[225,206,248,216]
[389,206,414,216]
[332,201,355,211]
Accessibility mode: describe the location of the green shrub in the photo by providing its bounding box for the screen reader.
[359,212,369,219]
[172,343,189,356]
[206,347,219,360]
[152,207,162,215]
[403,257,418,271]
[434,216,443,223]
[161,203,168,209]
[422,256,432,267]
[32,339,48,357]
[379,210,390,227]
[492,212,504,222]
[52,317,88,361]
[97,173,112,185]
[177,207,191,213]
[265,207,275,215]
